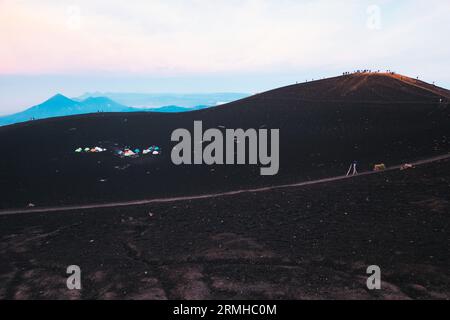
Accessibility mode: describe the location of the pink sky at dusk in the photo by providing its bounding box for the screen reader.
[1,0,450,113]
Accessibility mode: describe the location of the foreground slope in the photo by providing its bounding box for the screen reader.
[0,73,449,208]
[0,157,448,299]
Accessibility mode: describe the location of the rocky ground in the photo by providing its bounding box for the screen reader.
[1,159,448,300]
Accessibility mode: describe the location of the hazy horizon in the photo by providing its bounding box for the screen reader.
[0,87,252,116]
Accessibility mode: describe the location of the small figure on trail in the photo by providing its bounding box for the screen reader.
[346,161,358,176]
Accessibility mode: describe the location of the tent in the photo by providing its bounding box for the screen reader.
[400,163,414,170]
[124,150,136,157]
[374,164,386,171]
[143,145,161,155]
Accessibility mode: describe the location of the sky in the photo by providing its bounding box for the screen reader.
[1,0,450,114]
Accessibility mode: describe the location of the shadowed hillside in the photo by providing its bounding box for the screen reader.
[0,73,449,209]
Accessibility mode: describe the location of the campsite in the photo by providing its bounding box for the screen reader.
[74,145,161,158]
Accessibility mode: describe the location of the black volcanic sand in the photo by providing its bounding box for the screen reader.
[1,74,450,209]
[0,159,449,300]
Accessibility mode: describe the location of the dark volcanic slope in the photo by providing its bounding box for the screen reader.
[256,73,450,102]
[0,157,449,299]
[0,73,449,208]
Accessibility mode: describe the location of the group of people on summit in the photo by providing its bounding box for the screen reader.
[342,69,395,75]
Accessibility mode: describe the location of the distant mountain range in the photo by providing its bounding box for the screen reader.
[75,92,249,108]
[0,92,249,126]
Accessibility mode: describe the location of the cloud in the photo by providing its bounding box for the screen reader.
[0,0,449,80]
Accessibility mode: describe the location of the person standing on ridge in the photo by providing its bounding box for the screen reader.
[346,161,358,176]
